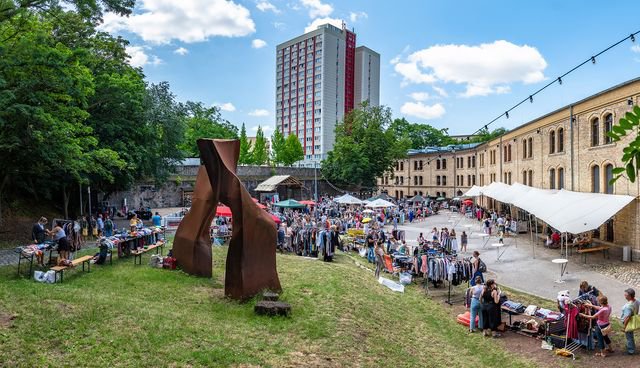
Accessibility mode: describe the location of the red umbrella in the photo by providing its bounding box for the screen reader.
[271,214,281,224]
[463,199,474,205]
[216,205,232,217]
[299,200,316,206]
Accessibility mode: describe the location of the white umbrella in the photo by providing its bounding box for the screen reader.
[334,194,363,205]
[365,199,396,208]
[362,209,375,214]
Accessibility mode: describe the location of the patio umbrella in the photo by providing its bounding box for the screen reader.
[362,209,375,214]
[408,194,425,203]
[334,194,363,205]
[273,199,306,208]
[365,199,397,208]
[463,199,474,205]
[299,200,316,206]
[361,217,372,223]
[271,214,282,224]
[436,197,446,201]
[216,205,232,217]
[452,197,461,201]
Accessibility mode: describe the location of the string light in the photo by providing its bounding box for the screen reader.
[465,30,640,139]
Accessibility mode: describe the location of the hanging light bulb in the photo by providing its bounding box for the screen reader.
[505,111,509,119]
[591,56,596,64]
[529,95,533,103]
[557,77,563,85]
[632,34,636,42]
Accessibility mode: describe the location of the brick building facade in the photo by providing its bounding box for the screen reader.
[377,78,640,252]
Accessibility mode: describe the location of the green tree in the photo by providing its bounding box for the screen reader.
[270,128,286,165]
[0,0,134,24]
[604,106,640,183]
[238,123,253,165]
[322,104,410,190]
[389,118,454,149]
[180,102,238,157]
[252,125,269,165]
[470,126,509,143]
[282,134,304,166]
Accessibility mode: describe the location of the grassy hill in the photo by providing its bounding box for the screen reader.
[0,247,541,367]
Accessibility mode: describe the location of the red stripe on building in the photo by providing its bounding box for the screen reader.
[303,39,307,155]
[344,30,356,115]
[288,45,292,135]
[280,48,285,133]
[311,36,317,156]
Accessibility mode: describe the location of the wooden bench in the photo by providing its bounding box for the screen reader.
[131,242,165,265]
[50,255,93,283]
[577,245,610,263]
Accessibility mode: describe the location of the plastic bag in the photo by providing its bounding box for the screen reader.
[34,270,46,283]
[399,272,412,285]
[378,277,404,293]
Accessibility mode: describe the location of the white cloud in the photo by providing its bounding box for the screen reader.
[400,102,446,120]
[273,21,286,30]
[304,17,343,33]
[408,92,430,101]
[256,0,280,13]
[252,39,267,49]
[349,11,367,23]
[300,0,333,18]
[432,86,448,98]
[216,102,236,112]
[100,0,255,44]
[248,109,270,117]
[390,55,401,65]
[173,47,189,55]
[125,46,162,67]
[394,40,547,96]
[632,45,640,53]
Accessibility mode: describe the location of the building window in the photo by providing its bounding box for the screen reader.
[549,168,556,189]
[508,144,512,162]
[436,176,441,186]
[467,175,471,186]
[419,160,424,170]
[558,167,564,189]
[522,170,527,185]
[414,161,418,170]
[442,159,447,170]
[400,177,404,185]
[591,118,599,146]
[442,176,447,185]
[436,159,441,170]
[591,165,600,193]
[400,162,404,171]
[472,156,476,168]
[528,170,533,186]
[549,130,556,154]
[414,176,418,185]
[523,139,527,159]
[527,137,533,158]
[605,164,614,194]
[503,145,508,162]
[558,128,564,153]
[472,175,476,185]
[604,114,613,144]
[507,172,512,185]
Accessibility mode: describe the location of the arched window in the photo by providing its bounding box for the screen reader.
[419,191,423,196]
[558,168,564,189]
[400,162,404,171]
[528,170,533,186]
[419,160,423,170]
[472,175,476,185]
[436,176,441,186]
[507,172,512,185]
[591,118,599,146]
[395,190,399,198]
[549,130,556,154]
[442,158,447,169]
[436,191,441,198]
[414,161,418,170]
[436,159,441,170]
[419,176,423,185]
[549,168,556,189]
[523,139,527,159]
[442,176,447,185]
[414,190,418,196]
[558,128,564,152]
[414,176,418,185]
[503,145,508,162]
[400,176,404,185]
[604,114,613,144]
[508,144,512,162]
[522,170,527,185]
[605,164,614,194]
[591,165,600,193]
[528,137,533,158]
[467,175,471,186]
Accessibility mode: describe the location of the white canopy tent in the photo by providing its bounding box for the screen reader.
[334,194,364,205]
[463,185,485,197]
[365,199,397,208]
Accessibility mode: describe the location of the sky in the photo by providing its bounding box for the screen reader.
[99,0,640,136]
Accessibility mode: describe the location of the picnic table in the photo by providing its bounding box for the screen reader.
[50,255,93,283]
[131,241,165,265]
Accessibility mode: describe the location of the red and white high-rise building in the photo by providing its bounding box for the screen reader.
[275,23,380,166]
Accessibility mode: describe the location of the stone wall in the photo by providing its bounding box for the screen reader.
[102,166,340,209]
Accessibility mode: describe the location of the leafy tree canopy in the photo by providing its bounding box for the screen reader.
[238,123,253,165]
[322,104,410,191]
[252,125,269,165]
[180,102,238,157]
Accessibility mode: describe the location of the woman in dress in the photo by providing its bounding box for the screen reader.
[460,231,468,253]
[481,279,502,338]
[450,229,458,253]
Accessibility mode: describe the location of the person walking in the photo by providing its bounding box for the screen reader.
[460,231,468,253]
[580,295,614,357]
[468,276,484,333]
[450,229,458,253]
[621,288,640,355]
[104,216,114,237]
[96,214,104,237]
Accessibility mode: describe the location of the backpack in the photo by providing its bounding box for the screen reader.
[478,258,487,273]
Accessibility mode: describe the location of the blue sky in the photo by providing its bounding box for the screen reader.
[100,0,640,136]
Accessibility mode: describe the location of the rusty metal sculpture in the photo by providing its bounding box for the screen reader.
[173,139,282,300]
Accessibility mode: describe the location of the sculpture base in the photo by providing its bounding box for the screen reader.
[254,301,291,317]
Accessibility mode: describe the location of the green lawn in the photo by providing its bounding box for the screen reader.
[1,247,550,367]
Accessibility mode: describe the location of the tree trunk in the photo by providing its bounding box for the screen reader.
[62,185,69,220]
[0,174,9,227]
